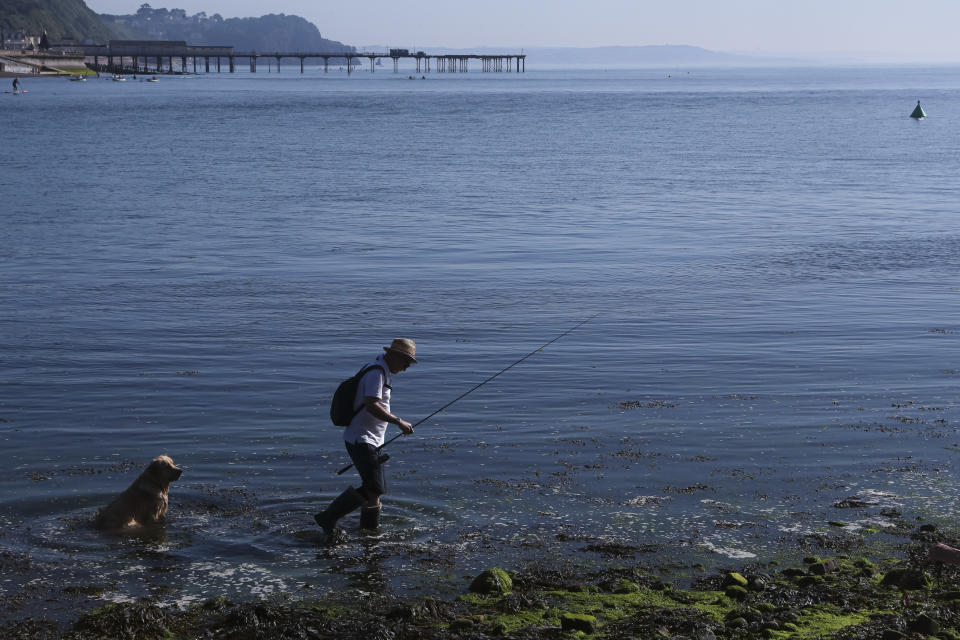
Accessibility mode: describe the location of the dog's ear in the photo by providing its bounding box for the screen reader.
[145,458,165,476]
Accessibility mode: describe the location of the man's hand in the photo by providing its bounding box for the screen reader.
[396,419,414,435]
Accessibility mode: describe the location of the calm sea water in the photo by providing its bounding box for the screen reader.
[1,66,958,622]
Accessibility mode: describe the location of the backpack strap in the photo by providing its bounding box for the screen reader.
[351,364,387,420]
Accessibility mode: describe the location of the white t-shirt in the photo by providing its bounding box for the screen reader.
[342,354,393,447]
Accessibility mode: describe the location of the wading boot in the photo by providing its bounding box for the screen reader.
[359,504,381,532]
[314,487,364,536]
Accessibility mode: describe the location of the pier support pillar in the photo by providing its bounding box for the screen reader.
[250,56,256,73]
[300,57,305,73]
[323,56,329,72]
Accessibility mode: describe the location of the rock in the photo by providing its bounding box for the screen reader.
[906,613,939,635]
[833,496,874,508]
[880,568,931,591]
[449,618,474,631]
[724,585,748,601]
[918,524,937,532]
[559,612,596,633]
[469,568,513,595]
[201,596,232,611]
[740,608,762,623]
[796,575,822,588]
[935,590,960,602]
[612,579,641,594]
[881,630,907,640]
[747,576,767,592]
[854,558,876,577]
[723,572,749,588]
[808,558,839,575]
[782,568,807,578]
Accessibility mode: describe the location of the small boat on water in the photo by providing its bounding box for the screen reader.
[910,100,926,119]
[70,75,87,82]
[112,75,126,82]
[147,76,159,82]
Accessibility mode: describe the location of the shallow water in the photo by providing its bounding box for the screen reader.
[1,66,958,622]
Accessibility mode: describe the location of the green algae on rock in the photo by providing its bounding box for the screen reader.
[560,612,597,633]
[469,568,514,595]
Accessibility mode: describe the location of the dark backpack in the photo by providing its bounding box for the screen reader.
[330,364,385,426]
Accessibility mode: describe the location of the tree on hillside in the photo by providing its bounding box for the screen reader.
[0,0,116,42]
[98,5,354,53]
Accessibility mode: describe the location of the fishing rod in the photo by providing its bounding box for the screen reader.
[336,313,599,475]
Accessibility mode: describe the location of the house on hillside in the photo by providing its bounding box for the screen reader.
[1,30,42,52]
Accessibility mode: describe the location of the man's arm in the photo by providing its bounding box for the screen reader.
[363,396,414,434]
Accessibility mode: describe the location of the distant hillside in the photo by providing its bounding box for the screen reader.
[100,5,355,53]
[527,45,757,66]
[0,0,115,42]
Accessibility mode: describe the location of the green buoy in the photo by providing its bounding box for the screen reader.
[910,100,926,119]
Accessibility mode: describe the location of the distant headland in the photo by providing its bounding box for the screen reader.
[98,4,354,56]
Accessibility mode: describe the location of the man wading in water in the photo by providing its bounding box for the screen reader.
[315,338,416,537]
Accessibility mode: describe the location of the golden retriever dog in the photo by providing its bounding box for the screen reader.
[95,455,183,530]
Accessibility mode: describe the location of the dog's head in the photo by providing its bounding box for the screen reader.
[146,455,183,483]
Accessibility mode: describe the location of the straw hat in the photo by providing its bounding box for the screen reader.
[384,338,417,363]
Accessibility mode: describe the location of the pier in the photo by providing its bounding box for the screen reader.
[239,50,526,74]
[77,41,525,75]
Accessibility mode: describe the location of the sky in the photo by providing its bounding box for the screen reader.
[85,0,960,62]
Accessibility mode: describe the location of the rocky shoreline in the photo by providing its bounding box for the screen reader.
[3,525,958,640]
